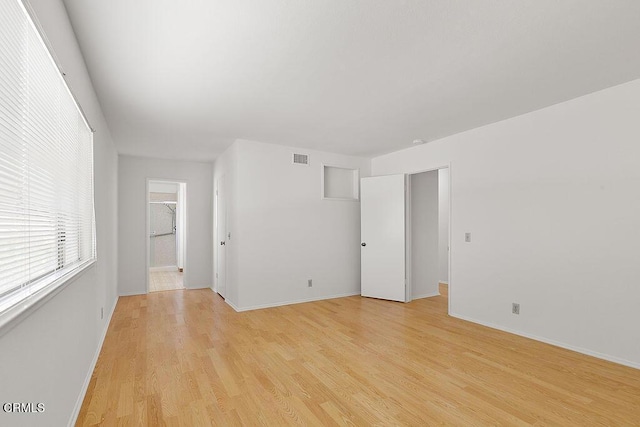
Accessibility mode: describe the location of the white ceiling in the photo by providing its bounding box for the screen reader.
[61,0,640,161]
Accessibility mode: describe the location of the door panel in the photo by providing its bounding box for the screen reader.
[360,174,406,302]
[216,175,227,298]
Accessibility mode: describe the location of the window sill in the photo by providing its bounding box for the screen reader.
[0,259,96,338]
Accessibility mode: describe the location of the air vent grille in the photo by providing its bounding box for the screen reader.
[292,153,309,165]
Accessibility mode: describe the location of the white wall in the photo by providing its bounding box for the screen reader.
[372,78,640,369]
[0,1,119,425]
[149,181,179,193]
[215,139,370,311]
[118,156,213,295]
[410,171,440,299]
[438,168,450,283]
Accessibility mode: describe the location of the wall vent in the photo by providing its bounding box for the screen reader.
[292,153,309,165]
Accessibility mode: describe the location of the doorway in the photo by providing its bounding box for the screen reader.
[437,168,450,298]
[147,180,187,292]
[360,166,450,306]
[406,168,449,302]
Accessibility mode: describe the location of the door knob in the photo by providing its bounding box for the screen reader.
[361,242,366,247]
[220,241,226,245]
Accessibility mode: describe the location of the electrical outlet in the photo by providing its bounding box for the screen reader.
[512,303,520,315]
[308,279,313,287]
[465,232,471,242]
[101,307,104,319]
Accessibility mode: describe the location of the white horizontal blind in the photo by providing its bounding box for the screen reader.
[0,0,95,316]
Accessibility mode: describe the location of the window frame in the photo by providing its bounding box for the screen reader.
[0,0,97,334]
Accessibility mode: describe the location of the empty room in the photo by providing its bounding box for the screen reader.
[1,0,640,425]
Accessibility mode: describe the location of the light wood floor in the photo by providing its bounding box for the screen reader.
[77,285,640,426]
[149,270,184,292]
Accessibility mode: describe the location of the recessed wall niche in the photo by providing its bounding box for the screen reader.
[322,165,359,200]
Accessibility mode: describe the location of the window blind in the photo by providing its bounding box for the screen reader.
[0,0,95,318]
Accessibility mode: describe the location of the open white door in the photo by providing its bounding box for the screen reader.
[216,175,227,298]
[361,174,406,302]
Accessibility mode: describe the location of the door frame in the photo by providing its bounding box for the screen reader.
[146,178,188,293]
[403,164,451,313]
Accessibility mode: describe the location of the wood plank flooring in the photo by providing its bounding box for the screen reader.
[77,285,640,425]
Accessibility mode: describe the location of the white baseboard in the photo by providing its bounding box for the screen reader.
[439,281,448,285]
[449,311,640,371]
[412,291,440,300]
[149,265,177,272]
[119,284,213,298]
[229,292,360,313]
[225,298,240,312]
[118,290,146,297]
[185,285,211,290]
[68,296,118,426]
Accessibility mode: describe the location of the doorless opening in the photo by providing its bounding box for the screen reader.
[147,180,187,293]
